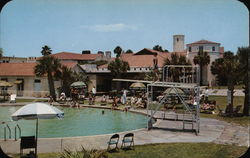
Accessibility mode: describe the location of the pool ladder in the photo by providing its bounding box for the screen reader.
[2,122,21,141]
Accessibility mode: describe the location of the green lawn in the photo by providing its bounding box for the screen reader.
[11,143,248,158]
[200,96,249,126]
[211,85,244,89]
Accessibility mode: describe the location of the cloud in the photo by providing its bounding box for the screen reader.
[82,23,137,32]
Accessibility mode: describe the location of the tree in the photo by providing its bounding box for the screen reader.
[55,66,75,97]
[153,45,164,52]
[163,53,191,82]
[34,46,61,100]
[41,45,52,56]
[210,58,228,86]
[193,50,210,86]
[211,51,240,112]
[237,47,249,116]
[125,49,133,54]
[153,45,169,52]
[114,46,123,58]
[144,70,156,81]
[108,58,130,90]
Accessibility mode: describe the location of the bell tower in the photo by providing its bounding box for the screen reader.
[173,35,184,52]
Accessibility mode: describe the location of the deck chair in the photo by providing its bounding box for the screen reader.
[121,133,134,149]
[0,146,13,158]
[20,136,36,157]
[107,134,119,151]
[9,94,16,103]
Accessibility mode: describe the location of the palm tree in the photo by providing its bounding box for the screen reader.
[108,58,130,90]
[34,46,61,100]
[41,45,52,56]
[237,47,249,116]
[55,66,75,97]
[164,53,191,82]
[211,51,240,111]
[210,58,227,86]
[114,46,123,58]
[193,50,210,86]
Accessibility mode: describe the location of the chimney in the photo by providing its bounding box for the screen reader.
[82,50,91,54]
[105,51,111,58]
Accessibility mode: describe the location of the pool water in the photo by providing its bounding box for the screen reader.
[0,106,148,138]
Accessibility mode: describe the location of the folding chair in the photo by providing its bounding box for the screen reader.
[107,134,119,151]
[20,136,36,158]
[121,133,134,149]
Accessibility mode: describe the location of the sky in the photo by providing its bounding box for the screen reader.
[0,0,249,57]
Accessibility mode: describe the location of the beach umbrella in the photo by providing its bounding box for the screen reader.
[163,87,184,95]
[70,81,86,88]
[129,82,146,89]
[0,80,12,87]
[11,102,64,158]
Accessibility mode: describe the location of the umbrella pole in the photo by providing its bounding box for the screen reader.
[35,118,38,158]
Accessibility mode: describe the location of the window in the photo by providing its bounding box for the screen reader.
[34,79,41,92]
[199,46,203,52]
[140,68,142,70]
[134,68,136,70]
[176,38,179,42]
[189,47,192,52]
[212,46,215,51]
[17,79,24,91]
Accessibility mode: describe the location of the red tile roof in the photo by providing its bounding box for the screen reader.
[61,62,78,68]
[0,63,37,76]
[0,62,79,77]
[187,40,220,45]
[50,52,102,60]
[98,48,187,69]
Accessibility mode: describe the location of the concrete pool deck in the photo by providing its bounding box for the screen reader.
[0,103,249,154]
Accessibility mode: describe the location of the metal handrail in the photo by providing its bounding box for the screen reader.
[15,124,21,141]
[4,123,11,141]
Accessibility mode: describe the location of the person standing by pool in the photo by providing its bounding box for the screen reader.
[153,53,159,81]
[92,86,96,104]
[122,88,127,105]
[204,87,209,103]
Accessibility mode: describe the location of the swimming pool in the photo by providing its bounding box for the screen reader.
[0,106,148,138]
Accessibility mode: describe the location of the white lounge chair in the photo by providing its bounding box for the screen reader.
[10,94,16,103]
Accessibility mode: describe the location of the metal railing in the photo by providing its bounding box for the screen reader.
[3,123,11,141]
[14,124,21,141]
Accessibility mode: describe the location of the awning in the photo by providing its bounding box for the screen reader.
[14,80,23,84]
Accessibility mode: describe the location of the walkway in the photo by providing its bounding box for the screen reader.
[0,104,249,154]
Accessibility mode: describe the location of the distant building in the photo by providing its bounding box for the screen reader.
[173,35,185,52]
[0,62,82,97]
[186,40,224,86]
[0,56,27,63]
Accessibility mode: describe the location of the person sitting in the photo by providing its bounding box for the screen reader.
[59,92,66,102]
[157,93,164,103]
[130,96,137,107]
[101,95,107,103]
[101,95,107,106]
